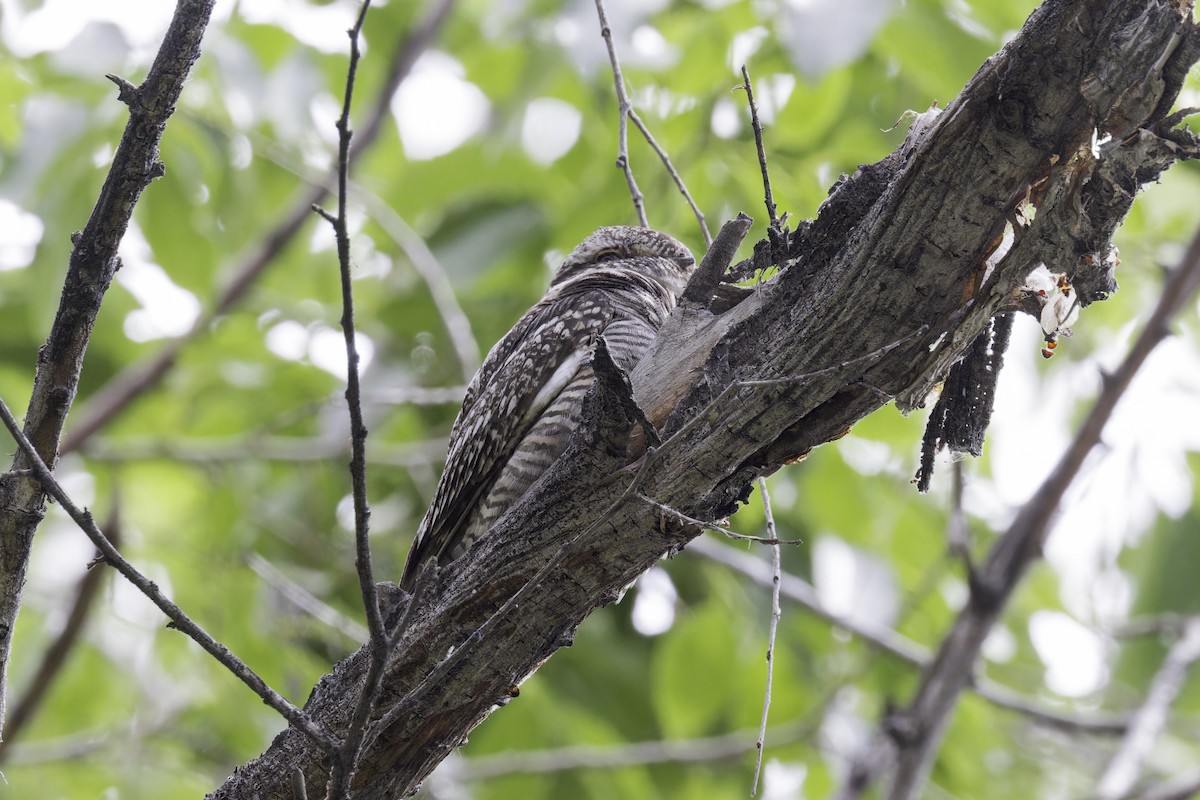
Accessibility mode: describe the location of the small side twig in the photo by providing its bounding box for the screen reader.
[593,0,647,228]
[750,476,783,797]
[0,397,335,753]
[740,65,778,227]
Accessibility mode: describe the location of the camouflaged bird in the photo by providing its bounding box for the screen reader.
[399,226,696,590]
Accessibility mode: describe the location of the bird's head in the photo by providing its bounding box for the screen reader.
[552,226,696,296]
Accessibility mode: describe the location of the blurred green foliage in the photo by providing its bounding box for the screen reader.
[0,0,1198,798]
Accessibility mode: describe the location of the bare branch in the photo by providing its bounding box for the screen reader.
[740,65,778,227]
[314,4,392,795]
[591,2,711,245]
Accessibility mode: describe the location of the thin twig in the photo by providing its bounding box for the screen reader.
[58,0,457,456]
[320,0,383,652]
[591,2,710,244]
[0,0,217,736]
[750,477,782,797]
[0,397,336,753]
[740,66,777,227]
[316,4,387,796]
[628,112,713,246]
[1098,616,1200,799]
[593,0,647,227]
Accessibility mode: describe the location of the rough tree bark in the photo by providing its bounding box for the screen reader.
[210,1,1199,797]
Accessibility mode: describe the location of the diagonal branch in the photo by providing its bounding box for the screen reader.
[593,0,647,227]
[592,0,711,245]
[312,3,392,795]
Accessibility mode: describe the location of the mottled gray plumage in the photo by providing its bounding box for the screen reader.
[400,226,695,590]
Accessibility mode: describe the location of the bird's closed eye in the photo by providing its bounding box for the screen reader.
[596,251,622,263]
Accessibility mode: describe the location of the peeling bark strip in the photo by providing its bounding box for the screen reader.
[210,1,1199,796]
[0,0,217,735]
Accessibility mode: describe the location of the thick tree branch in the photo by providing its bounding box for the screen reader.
[209,2,1200,796]
[0,0,217,737]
